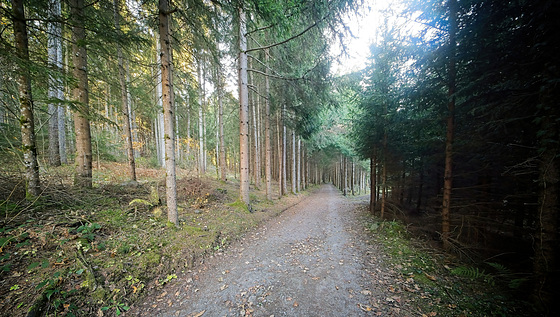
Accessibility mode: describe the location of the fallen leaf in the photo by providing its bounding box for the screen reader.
[191,310,205,317]
[424,273,437,281]
[358,303,372,312]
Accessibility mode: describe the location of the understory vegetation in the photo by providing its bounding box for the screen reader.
[361,208,536,317]
[0,163,308,317]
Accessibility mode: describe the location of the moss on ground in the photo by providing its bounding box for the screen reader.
[0,163,308,317]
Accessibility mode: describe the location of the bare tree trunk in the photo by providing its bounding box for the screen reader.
[114,0,136,181]
[70,0,92,188]
[218,71,227,182]
[186,97,191,164]
[281,106,287,196]
[370,154,376,214]
[238,7,250,205]
[12,0,40,196]
[155,40,165,167]
[343,156,348,196]
[277,110,283,196]
[381,132,387,219]
[442,0,457,250]
[351,158,355,196]
[127,62,138,159]
[48,0,62,167]
[291,130,296,194]
[264,49,272,199]
[297,136,301,192]
[197,59,206,175]
[158,0,178,224]
[58,104,67,164]
[252,83,261,189]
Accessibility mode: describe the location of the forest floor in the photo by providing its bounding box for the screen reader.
[0,163,534,316]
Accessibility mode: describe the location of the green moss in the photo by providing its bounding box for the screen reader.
[227,199,249,212]
[91,287,107,302]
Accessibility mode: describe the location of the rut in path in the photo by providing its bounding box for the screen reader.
[131,185,398,316]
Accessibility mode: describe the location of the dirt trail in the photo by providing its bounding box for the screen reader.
[131,185,400,316]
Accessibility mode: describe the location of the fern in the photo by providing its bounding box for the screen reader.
[485,262,528,290]
[451,266,495,285]
[485,262,510,275]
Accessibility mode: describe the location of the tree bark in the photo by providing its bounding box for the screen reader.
[114,0,136,181]
[442,0,458,250]
[351,158,355,196]
[158,0,178,224]
[48,0,62,167]
[238,7,250,205]
[291,130,296,194]
[197,59,206,175]
[155,40,165,167]
[218,70,227,182]
[344,156,348,196]
[297,137,301,192]
[12,0,40,196]
[281,105,287,196]
[58,103,67,164]
[264,49,272,199]
[70,0,93,188]
[370,153,376,214]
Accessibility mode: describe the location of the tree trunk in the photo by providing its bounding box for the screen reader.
[264,49,272,200]
[297,137,301,192]
[351,159,355,195]
[291,130,296,194]
[114,0,136,181]
[238,7,250,205]
[197,59,205,175]
[47,0,62,167]
[249,60,260,188]
[380,132,387,219]
[370,153,376,214]
[155,40,165,168]
[70,0,92,188]
[12,0,40,196]
[281,105,287,196]
[277,110,282,196]
[442,0,457,250]
[58,103,67,164]
[158,0,178,224]
[416,161,424,212]
[218,71,227,182]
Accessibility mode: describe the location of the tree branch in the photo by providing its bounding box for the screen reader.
[248,68,304,81]
[245,14,329,53]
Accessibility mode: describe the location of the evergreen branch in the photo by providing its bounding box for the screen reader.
[247,68,303,81]
[245,23,275,36]
[248,85,269,100]
[245,13,329,53]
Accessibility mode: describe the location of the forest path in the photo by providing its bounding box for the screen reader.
[130,185,401,317]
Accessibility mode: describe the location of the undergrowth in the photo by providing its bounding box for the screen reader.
[0,164,304,317]
[363,213,536,317]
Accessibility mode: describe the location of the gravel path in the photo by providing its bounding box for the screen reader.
[130,184,403,316]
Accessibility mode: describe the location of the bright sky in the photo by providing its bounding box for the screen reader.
[330,0,400,75]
